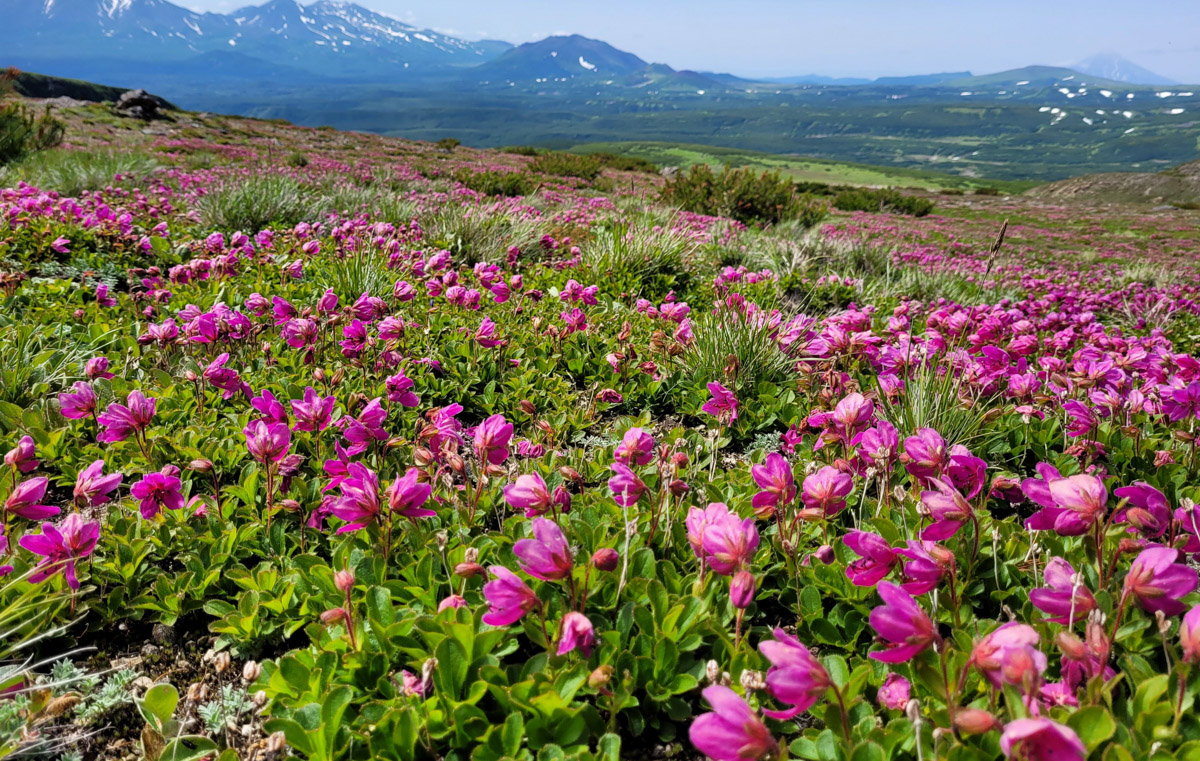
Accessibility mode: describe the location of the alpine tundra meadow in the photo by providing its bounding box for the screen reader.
[4,8,1200,760]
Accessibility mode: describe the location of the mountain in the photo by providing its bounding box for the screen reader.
[1,0,511,80]
[1072,53,1174,86]
[760,75,872,85]
[469,35,652,83]
[874,71,971,86]
[948,66,1128,88]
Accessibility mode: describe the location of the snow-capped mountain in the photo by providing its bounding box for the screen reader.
[2,0,511,80]
[1072,53,1174,86]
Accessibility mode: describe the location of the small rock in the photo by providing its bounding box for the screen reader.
[132,676,154,692]
[151,623,176,645]
[141,643,160,658]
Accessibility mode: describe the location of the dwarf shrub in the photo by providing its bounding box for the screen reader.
[661,164,828,226]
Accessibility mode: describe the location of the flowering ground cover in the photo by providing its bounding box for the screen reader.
[3,103,1200,761]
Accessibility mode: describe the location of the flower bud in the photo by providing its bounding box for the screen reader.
[334,569,355,593]
[213,652,231,674]
[413,447,435,467]
[814,545,836,565]
[559,466,582,482]
[588,665,614,689]
[485,463,507,477]
[313,368,327,383]
[730,570,756,609]
[189,458,214,472]
[953,708,999,735]
[280,498,300,512]
[520,399,536,416]
[1055,631,1088,660]
[592,548,619,572]
[321,607,348,625]
[331,368,344,386]
[739,669,765,692]
[266,732,286,753]
[438,594,467,611]
[449,454,466,473]
[905,698,922,724]
[252,690,268,708]
[435,530,448,552]
[187,682,207,702]
[671,451,689,469]
[668,479,689,496]
[705,660,720,684]
[454,562,485,578]
[553,484,572,512]
[242,660,261,682]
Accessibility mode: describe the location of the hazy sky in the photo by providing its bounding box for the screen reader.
[178,0,1200,82]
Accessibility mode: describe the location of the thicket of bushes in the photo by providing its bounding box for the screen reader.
[454,169,538,197]
[0,68,65,166]
[831,187,935,217]
[660,164,828,226]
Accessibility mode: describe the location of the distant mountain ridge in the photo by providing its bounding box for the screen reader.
[1072,53,1174,86]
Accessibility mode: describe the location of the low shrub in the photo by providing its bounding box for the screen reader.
[454,169,538,197]
[661,164,828,226]
[0,68,65,167]
[529,152,604,181]
[832,187,935,216]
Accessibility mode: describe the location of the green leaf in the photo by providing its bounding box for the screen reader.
[138,683,179,729]
[160,736,219,761]
[435,636,470,701]
[597,733,621,761]
[501,712,524,757]
[1068,706,1115,751]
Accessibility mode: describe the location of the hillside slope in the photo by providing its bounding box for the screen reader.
[1025,159,1200,206]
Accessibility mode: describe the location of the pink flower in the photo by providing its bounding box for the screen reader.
[877,673,911,710]
[250,389,289,426]
[58,382,97,420]
[4,477,59,521]
[701,382,738,424]
[291,387,336,433]
[758,628,831,718]
[853,420,898,467]
[439,594,467,612]
[903,428,946,484]
[686,502,729,561]
[607,462,646,507]
[130,470,184,519]
[385,372,420,407]
[4,436,38,473]
[831,392,874,445]
[504,473,552,517]
[341,398,389,455]
[1061,400,1096,438]
[387,467,434,520]
[1030,558,1095,625]
[751,453,795,517]
[482,566,539,626]
[895,540,952,595]
[475,317,502,348]
[1124,546,1198,616]
[919,478,973,541]
[1000,719,1085,761]
[843,531,897,587]
[73,460,123,507]
[969,622,1047,690]
[330,463,381,533]
[85,357,114,380]
[95,283,115,307]
[944,444,987,499]
[1112,482,1171,539]
[96,391,156,443]
[800,466,853,518]
[19,513,100,589]
[1181,605,1200,664]
[513,518,574,581]
[688,685,777,761]
[1025,471,1106,536]
[474,414,513,466]
[868,581,939,663]
[613,427,655,467]
[701,504,759,575]
[557,611,596,656]
[730,570,756,609]
[244,420,291,464]
[51,236,70,254]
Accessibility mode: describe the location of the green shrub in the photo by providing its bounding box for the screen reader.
[435,137,461,152]
[453,169,537,197]
[587,152,659,174]
[286,151,309,167]
[661,164,828,226]
[528,151,603,181]
[501,145,542,156]
[972,186,1001,196]
[194,173,313,232]
[831,187,935,217]
[0,68,65,167]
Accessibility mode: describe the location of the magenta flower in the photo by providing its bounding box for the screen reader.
[800,465,853,518]
[243,420,291,464]
[557,611,596,657]
[1181,605,1200,664]
[868,582,939,663]
[607,462,646,507]
[387,467,434,520]
[19,513,100,589]
[385,372,420,407]
[51,236,70,254]
[271,296,297,325]
[750,452,795,517]
[758,628,832,718]
[918,478,972,541]
[204,353,247,400]
[291,387,336,433]
[482,566,539,626]
[58,381,97,420]
[944,444,987,499]
[129,470,185,519]
[250,389,289,426]
[969,622,1047,690]
[475,316,502,348]
[504,473,553,517]
[613,427,655,467]
[341,398,388,456]
[513,518,574,581]
[1165,381,1200,422]
[701,382,738,424]
[73,460,123,507]
[730,570,756,609]
[1124,546,1198,616]
[852,420,898,468]
[831,392,874,445]
[843,531,898,587]
[1030,557,1095,625]
[903,427,946,485]
[4,477,59,521]
[877,673,911,710]
[4,436,38,473]
[895,540,952,595]
[1061,400,1096,438]
[688,685,777,761]
[329,463,381,533]
[95,283,115,307]
[1112,482,1171,539]
[84,357,114,380]
[474,413,513,466]
[96,391,156,443]
[1000,719,1085,761]
[1024,467,1106,536]
[281,317,318,349]
[686,502,730,561]
[701,505,759,575]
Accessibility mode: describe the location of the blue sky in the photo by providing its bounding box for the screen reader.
[179,0,1200,82]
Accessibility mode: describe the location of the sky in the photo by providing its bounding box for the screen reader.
[177,0,1200,82]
